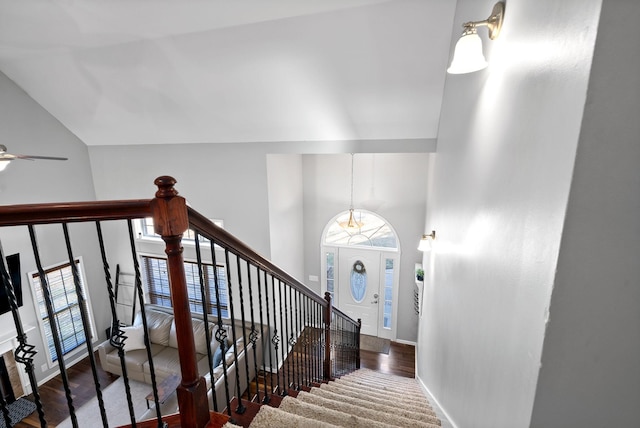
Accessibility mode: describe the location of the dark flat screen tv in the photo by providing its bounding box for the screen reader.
[0,253,22,315]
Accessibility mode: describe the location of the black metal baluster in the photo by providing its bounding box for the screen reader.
[224,249,245,414]
[289,287,298,389]
[270,276,281,395]
[209,240,229,415]
[0,240,45,426]
[356,318,361,370]
[304,296,311,386]
[314,301,320,383]
[299,292,307,387]
[194,233,216,412]
[95,221,137,427]
[62,223,110,426]
[234,256,250,406]
[294,290,302,388]
[0,376,9,428]
[0,282,10,427]
[245,262,260,403]
[126,220,165,427]
[277,280,288,395]
[283,282,292,391]
[331,312,336,378]
[28,225,78,428]
[256,269,270,404]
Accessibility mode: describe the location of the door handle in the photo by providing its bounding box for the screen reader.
[371,293,379,304]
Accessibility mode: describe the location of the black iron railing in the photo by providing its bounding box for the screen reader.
[0,176,361,428]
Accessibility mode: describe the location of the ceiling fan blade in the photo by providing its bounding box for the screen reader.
[15,155,68,161]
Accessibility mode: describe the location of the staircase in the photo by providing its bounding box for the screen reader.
[225,369,441,428]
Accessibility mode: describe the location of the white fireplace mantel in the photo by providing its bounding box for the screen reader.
[0,325,36,395]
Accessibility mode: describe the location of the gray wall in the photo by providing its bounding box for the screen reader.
[417,0,602,426]
[0,71,106,383]
[530,0,640,425]
[266,154,305,281]
[89,143,273,258]
[303,153,429,342]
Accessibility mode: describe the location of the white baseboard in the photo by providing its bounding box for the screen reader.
[37,350,92,387]
[393,339,416,346]
[416,374,458,428]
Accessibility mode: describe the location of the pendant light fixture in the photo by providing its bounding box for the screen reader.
[339,153,364,230]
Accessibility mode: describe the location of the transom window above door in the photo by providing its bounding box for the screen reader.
[324,210,398,249]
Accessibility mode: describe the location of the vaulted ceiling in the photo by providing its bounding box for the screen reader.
[0,0,456,146]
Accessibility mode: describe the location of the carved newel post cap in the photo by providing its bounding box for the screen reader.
[154,176,179,198]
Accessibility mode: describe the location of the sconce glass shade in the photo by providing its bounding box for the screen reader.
[418,231,436,252]
[418,236,431,252]
[0,160,10,171]
[447,30,488,74]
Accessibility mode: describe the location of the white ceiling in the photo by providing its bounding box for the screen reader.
[0,0,456,146]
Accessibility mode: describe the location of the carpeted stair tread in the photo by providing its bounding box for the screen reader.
[317,385,437,417]
[296,390,441,427]
[322,381,433,410]
[342,369,421,384]
[248,404,340,428]
[343,368,418,381]
[341,371,425,390]
[309,386,439,420]
[278,396,412,428]
[334,376,426,396]
[335,377,423,395]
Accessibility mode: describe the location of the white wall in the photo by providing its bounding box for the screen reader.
[266,154,305,280]
[303,153,429,342]
[418,0,602,426]
[530,0,640,425]
[0,71,106,384]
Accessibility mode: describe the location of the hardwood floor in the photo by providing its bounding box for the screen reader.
[15,352,118,427]
[360,341,415,378]
[12,341,414,427]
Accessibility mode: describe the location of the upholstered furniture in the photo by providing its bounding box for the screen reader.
[97,306,264,413]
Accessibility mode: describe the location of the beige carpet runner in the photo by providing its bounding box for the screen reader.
[225,368,441,428]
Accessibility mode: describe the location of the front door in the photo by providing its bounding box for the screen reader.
[338,248,380,337]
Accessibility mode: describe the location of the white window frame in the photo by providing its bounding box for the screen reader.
[134,217,224,245]
[139,253,230,319]
[29,257,96,368]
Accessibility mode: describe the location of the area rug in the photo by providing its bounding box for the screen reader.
[57,378,149,428]
[0,398,36,428]
[360,334,390,354]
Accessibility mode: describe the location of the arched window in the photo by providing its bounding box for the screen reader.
[324,210,398,249]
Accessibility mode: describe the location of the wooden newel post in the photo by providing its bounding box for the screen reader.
[151,176,209,428]
[323,291,332,381]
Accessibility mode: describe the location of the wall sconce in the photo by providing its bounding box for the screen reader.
[418,230,436,252]
[447,2,505,74]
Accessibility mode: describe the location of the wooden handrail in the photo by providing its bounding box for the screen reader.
[0,199,153,226]
[188,207,329,308]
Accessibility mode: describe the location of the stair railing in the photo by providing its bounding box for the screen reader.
[0,176,361,428]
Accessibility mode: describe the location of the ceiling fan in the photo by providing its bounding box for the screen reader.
[0,145,68,171]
